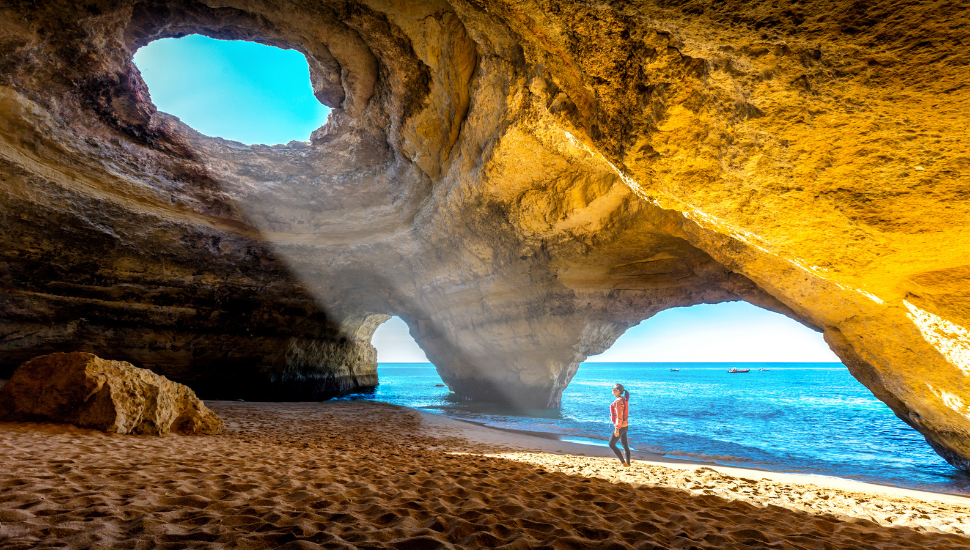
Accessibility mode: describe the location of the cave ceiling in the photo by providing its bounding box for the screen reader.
[0,0,969,470]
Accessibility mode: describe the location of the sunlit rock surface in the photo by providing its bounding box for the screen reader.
[0,1,968,468]
[0,352,224,435]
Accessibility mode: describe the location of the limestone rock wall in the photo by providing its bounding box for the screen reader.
[0,163,379,399]
[0,1,968,469]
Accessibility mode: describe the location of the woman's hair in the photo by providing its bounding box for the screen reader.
[613,383,630,401]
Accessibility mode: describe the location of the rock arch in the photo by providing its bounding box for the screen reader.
[0,1,968,471]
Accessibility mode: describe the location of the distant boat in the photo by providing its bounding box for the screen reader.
[727,368,751,373]
[670,368,681,372]
[434,383,446,387]
[759,368,770,371]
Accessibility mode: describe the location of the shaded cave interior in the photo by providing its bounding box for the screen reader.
[2,15,836,405]
[3,0,970,472]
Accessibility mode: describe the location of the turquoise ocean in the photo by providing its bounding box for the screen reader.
[343,362,970,496]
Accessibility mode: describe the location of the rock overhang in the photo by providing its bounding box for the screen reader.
[0,0,969,471]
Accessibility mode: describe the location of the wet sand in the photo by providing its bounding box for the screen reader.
[1,400,969,549]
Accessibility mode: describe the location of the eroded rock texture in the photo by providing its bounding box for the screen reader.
[0,1,968,468]
[0,352,224,435]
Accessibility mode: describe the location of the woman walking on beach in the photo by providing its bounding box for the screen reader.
[610,383,631,467]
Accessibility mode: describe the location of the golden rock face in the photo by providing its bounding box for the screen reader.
[0,352,224,435]
[0,1,967,469]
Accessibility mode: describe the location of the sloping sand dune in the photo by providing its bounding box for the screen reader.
[1,401,969,549]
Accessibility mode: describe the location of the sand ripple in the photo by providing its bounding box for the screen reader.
[0,401,968,549]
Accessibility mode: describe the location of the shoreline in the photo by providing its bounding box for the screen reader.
[378,397,970,501]
[1,399,969,547]
[409,404,970,507]
[3,375,968,502]
[468,415,970,500]
[373,362,969,501]
[5,371,966,501]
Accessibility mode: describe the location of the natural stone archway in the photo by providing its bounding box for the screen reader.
[1,1,969,471]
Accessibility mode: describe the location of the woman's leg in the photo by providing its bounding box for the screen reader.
[620,427,630,464]
[609,430,625,463]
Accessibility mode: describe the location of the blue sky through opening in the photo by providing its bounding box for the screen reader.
[134,35,330,145]
[373,303,839,363]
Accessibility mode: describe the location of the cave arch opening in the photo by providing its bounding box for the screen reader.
[133,34,330,145]
[356,304,966,492]
[568,301,964,490]
[362,316,454,407]
[372,316,429,364]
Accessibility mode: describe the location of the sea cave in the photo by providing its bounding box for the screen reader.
[1,1,969,547]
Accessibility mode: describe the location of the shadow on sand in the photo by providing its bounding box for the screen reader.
[0,401,967,549]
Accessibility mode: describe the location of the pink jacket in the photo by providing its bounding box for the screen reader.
[610,397,629,428]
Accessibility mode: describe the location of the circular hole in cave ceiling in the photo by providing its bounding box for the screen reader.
[134,34,330,145]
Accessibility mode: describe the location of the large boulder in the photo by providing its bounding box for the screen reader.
[0,353,224,435]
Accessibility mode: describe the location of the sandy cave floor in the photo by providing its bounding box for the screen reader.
[1,401,970,549]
